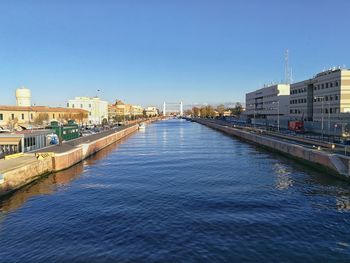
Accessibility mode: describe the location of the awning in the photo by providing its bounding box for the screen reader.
[0,137,22,145]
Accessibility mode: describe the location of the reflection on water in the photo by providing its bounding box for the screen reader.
[0,138,126,214]
[0,165,83,214]
[336,195,350,211]
[273,163,293,190]
[0,119,350,262]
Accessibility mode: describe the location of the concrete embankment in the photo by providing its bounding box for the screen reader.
[193,118,350,181]
[0,119,158,197]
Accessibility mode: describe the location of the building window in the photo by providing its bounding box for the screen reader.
[53,114,55,119]
[11,114,14,120]
[89,104,91,108]
[330,108,333,114]
[0,113,3,120]
[31,113,33,120]
[80,104,83,108]
[72,104,75,108]
[335,95,339,100]
[326,83,329,88]
[67,103,69,107]
[335,81,339,87]
[330,82,333,88]
[22,113,24,120]
[325,108,328,114]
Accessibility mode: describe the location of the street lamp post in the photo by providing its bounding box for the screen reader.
[314,96,324,139]
[249,103,256,129]
[272,101,280,132]
[327,102,331,136]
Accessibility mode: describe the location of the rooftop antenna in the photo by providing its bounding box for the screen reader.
[284,49,291,84]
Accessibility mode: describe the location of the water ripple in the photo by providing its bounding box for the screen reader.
[0,119,350,262]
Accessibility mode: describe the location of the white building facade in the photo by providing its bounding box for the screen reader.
[245,84,290,120]
[145,106,158,117]
[67,97,108,125]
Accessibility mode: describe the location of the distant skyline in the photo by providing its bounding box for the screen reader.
[0,0,349,108]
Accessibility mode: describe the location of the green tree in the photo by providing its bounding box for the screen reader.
[34,113,49,125]
[200,106,207,118]
[192,107,199,117]
[216,104,225,117]
[232,102,243,116]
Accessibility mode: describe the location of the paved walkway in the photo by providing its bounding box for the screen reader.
[0,154,38,173]
[34,125,132,154]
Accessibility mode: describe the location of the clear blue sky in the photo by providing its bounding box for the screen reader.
[0,0,349,108]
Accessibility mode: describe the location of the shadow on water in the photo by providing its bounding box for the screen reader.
[198,123,350,211]
[0,137,128,214]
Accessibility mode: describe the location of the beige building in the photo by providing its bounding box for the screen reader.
[131,105,144,117]
[108,104,118,122]
[223,110,233,117]
[0,106,88,128]
[245,84,290,120]
[108,100,144,122]
[115,100,131,119]
[145,106,158,117]
[290,68,350,123]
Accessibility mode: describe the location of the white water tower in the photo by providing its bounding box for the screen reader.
[16,87,31,107]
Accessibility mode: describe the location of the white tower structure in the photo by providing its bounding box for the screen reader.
[163,102,166,117]
[16,87,31,107]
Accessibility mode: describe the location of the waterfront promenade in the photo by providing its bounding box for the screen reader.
[0,118,161,197]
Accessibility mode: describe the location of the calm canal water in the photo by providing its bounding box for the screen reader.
[1,119,350,262]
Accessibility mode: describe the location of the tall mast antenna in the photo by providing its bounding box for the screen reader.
[285,49,291,84]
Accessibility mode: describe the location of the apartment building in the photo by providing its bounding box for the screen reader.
[131,105,144,117]
[67,97,108,125]
[145,106,158,117]
[108,102,144,122]
[245,84,290,120]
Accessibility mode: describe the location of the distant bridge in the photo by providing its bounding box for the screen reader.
[163,102,183,117]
